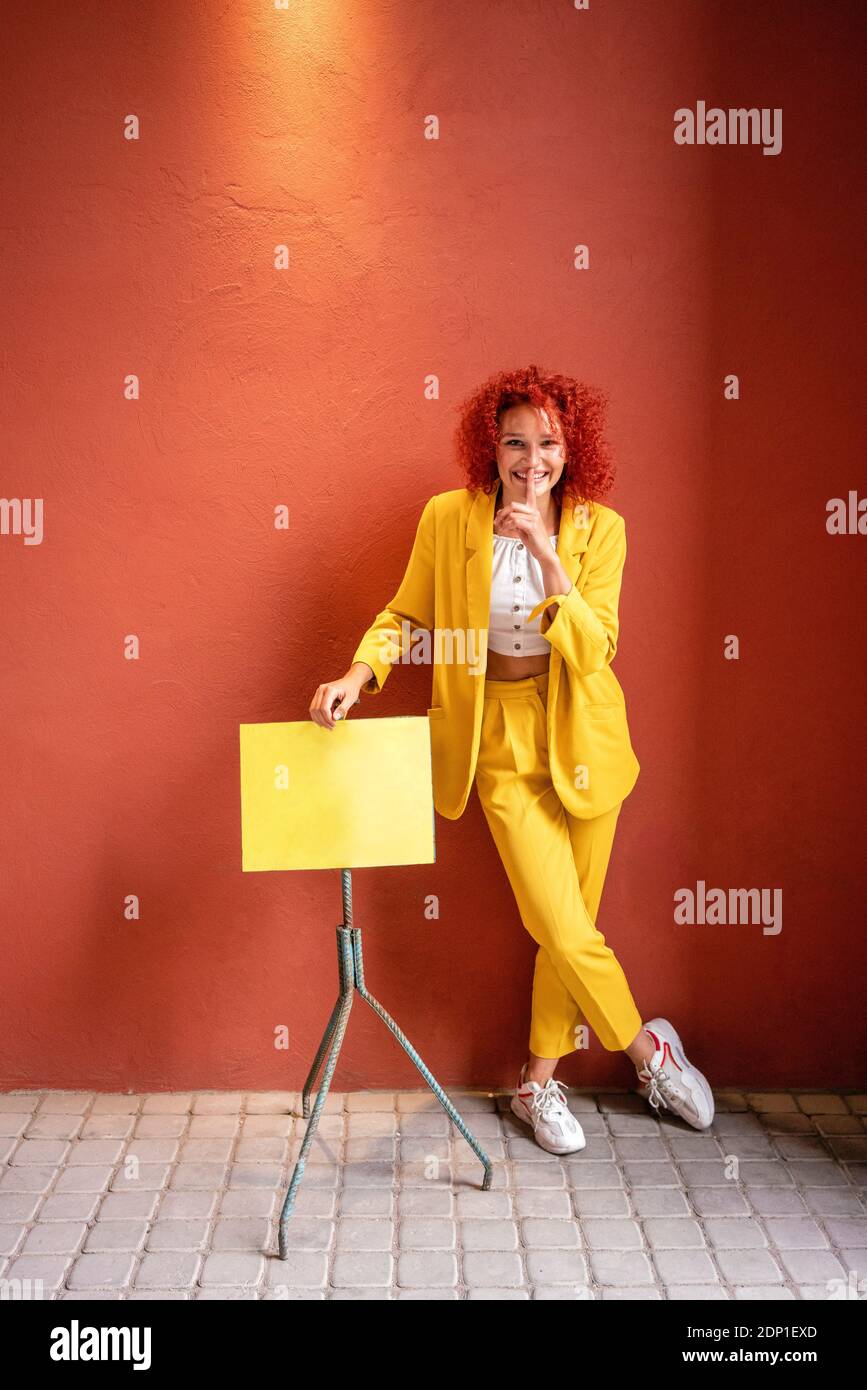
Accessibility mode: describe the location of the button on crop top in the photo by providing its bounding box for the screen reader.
[488,533,560,656]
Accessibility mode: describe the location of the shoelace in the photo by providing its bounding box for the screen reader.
[528,1077,571,1121]
[639,1059,677,1114]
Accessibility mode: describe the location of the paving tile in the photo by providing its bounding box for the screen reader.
[396,1288,459,1299]
[242,1115,294,1138]
[192,1094,246,1114]
[521,1218,581,1249]
[344,1091,397,1112]
[462,1251,523,1288]
[135,1252,202,1288]
[36,1193,101,1223]
[140,1094,194,1114]
[96,1192,160,1221]
[525,1249,587,1284]
[332,1251,394,1287]
[398,1218,456,1249]
[628,1189,691,1217]
[642,1217,705,1249]
[0,1115,34,1140]
[747,1188,808,1216]
[824,1217,867,1247]
[2,1166,63,1193]
[340,1188,394,1217]
[265,1252,327,1289]
[796,1094,848,1116]
[665,1284,730,1299]
[763,1217,829,1249]
[714,1247,785,1283]
[0,1096,40,1113]
[704,1218,769,1248]
[802,1187,865,1216]
[652,1248,718,1283]
[145,1220,210,1251]
[334,1218,393,1251]
[346,1113,398,1137]
[775,1248,848,1283]
[582,1218,642,1250]
[10,1140,71,1166]
[1,1085,862,1300]
[67,1253,137,1289]
[516,1189,575,1217]
[0,1226,26,1256]
[243,1093,297,1114]
[4,1255,72,1291]
[746,1093,799,1112]
[599,1285,662,1299]
[460,1219,518,1251]
[37,1094,93,1114]
[328,1287,391,1299]
[734,1285,795,1299]
[393,1189,449,1220]
[220,1190,276,1217]
[454,1191,512,1219]
[81,1222,148,1253]
[586,1249,654,1285]
[198,1252,265,1287]
[211,1219,272,1251]
[27,1115,86,1140]
[135,1115,187,1138]
[276,1217,333,1251]
[534,1284,596,1299]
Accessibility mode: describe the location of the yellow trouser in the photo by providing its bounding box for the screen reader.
[474,668,644,1057]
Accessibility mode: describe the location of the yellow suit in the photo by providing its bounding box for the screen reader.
[352,486,640,822]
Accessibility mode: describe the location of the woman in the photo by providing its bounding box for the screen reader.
[310,364,714,1155]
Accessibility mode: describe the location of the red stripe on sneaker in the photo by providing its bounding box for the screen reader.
[662,1040,683,1072]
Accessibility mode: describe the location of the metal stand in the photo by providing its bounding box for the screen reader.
[277,868,493,1259]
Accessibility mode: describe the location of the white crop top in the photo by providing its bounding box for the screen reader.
[488,533,560,656]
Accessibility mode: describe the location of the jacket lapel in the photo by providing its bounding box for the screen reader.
[465,486,592,642]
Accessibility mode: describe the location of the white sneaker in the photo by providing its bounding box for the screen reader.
[635,1017,715,1130]
[510,1064,586,1154]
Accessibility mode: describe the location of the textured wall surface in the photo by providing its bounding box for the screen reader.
[1,0,864,1091]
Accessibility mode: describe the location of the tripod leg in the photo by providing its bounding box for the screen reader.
[300,1002,342,1120]
[278,927,354,1259]
[350,927,493,1192]
[300,925,353,1119]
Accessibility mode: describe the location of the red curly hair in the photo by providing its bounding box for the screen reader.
[453,363,615,509]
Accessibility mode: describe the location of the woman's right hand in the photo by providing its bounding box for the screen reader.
[309,666,369,730]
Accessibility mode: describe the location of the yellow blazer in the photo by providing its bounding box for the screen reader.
[351,486,640,821]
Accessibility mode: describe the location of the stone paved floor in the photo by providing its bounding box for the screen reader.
[1,1087,865,1300]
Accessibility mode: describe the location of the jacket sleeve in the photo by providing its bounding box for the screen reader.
[524,513,626,677]
[350,496,437,694]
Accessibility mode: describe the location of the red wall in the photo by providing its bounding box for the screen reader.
[1,1,864,1091]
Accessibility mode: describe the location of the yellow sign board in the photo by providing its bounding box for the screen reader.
[239,717,436,871]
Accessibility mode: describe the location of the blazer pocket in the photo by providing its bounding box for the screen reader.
[583,703,622,719]
[426,705,446,719]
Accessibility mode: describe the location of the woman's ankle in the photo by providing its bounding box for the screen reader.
[626,1028,657,1070]
[522,1056,558,1086]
